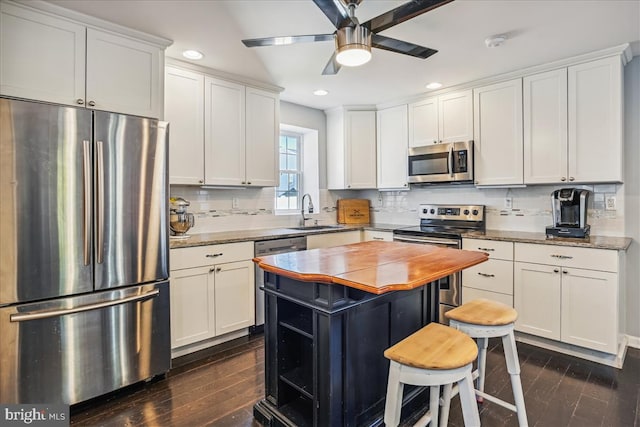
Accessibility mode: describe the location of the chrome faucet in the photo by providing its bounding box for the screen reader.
[300,193,314,227]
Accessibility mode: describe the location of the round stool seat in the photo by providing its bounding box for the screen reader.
[384,323,478,370]
[445,298,518,326]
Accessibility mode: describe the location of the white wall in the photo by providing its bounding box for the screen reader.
[623,55,640,338]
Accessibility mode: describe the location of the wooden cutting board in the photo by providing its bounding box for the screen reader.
[337,199,370,224]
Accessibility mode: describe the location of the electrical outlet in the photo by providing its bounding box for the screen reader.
[605,195,616,211]
[232,197,239,209]
[504,197,513,209]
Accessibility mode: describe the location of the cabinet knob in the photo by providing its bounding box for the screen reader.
[76,98,84,105]
[216,267,222,272]
[561,177,566,181]
[439,140,442,144]
[553,268,559,273]
[403,183,407,187]
[88,101,96,107]
[563,270,568,274]
[247,182,251,185]
[209,267,216,273]
[569,177,575,181]
[241,181,246,184]
[199,179,204,184]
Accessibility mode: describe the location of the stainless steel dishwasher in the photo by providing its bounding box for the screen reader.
[254,236,307,328]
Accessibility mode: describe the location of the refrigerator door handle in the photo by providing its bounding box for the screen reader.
[82,140,92,266]
[9,289,160,322]
[96,140,105,264]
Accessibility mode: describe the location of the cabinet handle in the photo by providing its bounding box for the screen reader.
[76,98,84,105]
[569,177,575,181]
[477,247,495,251]
[553,268,560,273]
[551,254,573,259]
[561,177,566,181]
[372,237,384,241]
[206,253,223,258]
[477,272,495,278]
[88,100,96,107]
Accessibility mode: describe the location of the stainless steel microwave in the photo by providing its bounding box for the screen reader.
[407,141,474,184]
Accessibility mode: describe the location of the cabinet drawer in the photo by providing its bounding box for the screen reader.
[462,287,513,308]
[462,259,513,295]
[463,238,513,260]
[363,230,393,242]
[171,241,253,270]
[515,243,618,272]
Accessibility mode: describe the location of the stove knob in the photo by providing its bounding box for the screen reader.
[430,209,435,214]
[463,209,470,215]
[472,209,479,216]
[422,208,428,214]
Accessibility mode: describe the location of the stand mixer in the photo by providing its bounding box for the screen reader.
[169,197,195,238]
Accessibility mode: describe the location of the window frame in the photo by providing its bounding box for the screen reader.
[275,130,304,213]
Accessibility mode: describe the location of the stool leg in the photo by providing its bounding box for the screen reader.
[502,331,528,427]
[429,385,440,427]
[476,337,488,402]
[457,369,481,427]
[439,383,453,427]
[384,361,404,427]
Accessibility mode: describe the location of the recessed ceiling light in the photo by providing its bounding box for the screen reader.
[313,89,329,96]
[426,82,442,90]
[182,49,204,60]
[485,35,507,48]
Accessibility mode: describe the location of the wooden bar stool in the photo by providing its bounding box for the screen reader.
[443,298,528,427]
[383,322,481,427]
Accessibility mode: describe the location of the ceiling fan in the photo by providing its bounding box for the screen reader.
[241,0,454,75]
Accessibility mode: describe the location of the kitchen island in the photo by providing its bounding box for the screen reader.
[252,241,488,426]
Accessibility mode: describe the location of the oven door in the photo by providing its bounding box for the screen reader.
[393,234,461,324]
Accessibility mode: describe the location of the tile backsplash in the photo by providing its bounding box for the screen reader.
[170,183,625,237]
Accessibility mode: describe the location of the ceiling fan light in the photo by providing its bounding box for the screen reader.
[335,25,372,67]
[336,45,372,67]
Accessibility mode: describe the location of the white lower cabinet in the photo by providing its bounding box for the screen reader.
[514,243,620,354]
[462,238,514,306]
[307,231,361,249]
[362,230,393,242]
[169,242,255,352]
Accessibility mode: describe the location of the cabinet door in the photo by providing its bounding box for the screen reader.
[561,268,618,354]
[524,69,568,184]
[86,28,162,118]
[408,97,438,147]
[439,90,473,143]
[246,87,279,186]
[204,77,245,185]
[170,266,215,349]
[473,79,523,186]
[377,105,408,189]
[0,2,85,106]
[514,262,561,340]
[165,67,204,185]
[568,56,623,183]
[214,260,255,335]
[345,110,377,189]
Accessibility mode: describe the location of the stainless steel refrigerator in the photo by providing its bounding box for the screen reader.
[0,97,171,405]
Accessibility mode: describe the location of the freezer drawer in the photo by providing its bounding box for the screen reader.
[0,281,170,404]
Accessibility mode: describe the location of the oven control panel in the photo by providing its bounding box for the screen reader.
[418,204,484,222]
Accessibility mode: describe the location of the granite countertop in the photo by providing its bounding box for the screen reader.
[170,224,632,251]
[253,240,488,294]
[464,230,632,251]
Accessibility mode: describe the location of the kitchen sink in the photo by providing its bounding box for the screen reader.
[287,225,344,231]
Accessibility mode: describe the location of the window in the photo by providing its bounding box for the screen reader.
[276,132,302,211]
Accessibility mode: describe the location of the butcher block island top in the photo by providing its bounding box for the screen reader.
[253,240,489,294]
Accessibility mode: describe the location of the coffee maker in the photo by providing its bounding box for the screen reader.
[169,197,195,238]
[546,188,590,238]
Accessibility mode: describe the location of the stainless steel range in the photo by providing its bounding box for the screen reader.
[393,204,485,323]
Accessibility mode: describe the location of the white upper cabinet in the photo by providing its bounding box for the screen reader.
[204,77,246,186]
[473,79,524,186]
[408,90,472,147]
[568,56,623,183]
[524,68,568,184]
[327,108,377,189]
[245,87,279,187]
[0,1,168,118]
[376,105,409,189]
[165,66,205,185]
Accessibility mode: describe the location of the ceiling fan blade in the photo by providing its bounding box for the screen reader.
[371,34,437,59]
[313,0,355,29]
[242,33,334,47]
[364,0,454,34]
[322,52,342,75]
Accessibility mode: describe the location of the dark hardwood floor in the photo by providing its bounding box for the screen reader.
[71,335,640,426]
